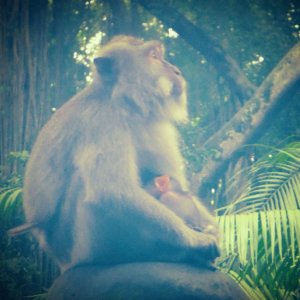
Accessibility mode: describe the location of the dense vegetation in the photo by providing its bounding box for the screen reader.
[0,0,299,299]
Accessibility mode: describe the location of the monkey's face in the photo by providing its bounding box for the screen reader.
[93,36,188,122]
[144,41,185,97]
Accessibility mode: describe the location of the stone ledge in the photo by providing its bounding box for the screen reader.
[47,262,249,300]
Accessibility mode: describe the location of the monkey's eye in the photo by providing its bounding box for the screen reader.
[152,53,158,59]
[149,50,159,59]
[148,46,164,60]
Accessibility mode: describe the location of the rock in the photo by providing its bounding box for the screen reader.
[47,262,249,300]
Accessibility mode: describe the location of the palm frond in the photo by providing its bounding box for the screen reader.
[217,142,300,299]
[218,210,300,264]
[219,143,300,215]
[0,186,23,224]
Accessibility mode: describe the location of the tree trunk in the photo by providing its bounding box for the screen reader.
[107,0,142,36]
[0,0,49,175]
[108,0,130,35]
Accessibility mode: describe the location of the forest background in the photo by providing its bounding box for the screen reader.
[0,0,299,299]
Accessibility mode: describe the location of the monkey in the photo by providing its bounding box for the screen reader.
[145,175,219,237]
[10,36,219,272]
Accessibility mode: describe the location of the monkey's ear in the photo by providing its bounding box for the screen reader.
[93,57,118,83]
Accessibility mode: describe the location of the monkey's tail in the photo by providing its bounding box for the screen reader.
[7,222,37,237]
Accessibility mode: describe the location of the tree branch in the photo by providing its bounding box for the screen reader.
[191,42,300,195]
[138,0,255,100]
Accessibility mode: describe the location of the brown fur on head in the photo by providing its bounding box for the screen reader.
[92,35,188,122]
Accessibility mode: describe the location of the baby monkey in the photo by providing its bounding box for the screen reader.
[146,175,218,237]
[10,176,218,238]
[9,176,217,237]
[10,176,218,239]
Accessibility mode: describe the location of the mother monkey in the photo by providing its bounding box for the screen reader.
[11,36,219,272]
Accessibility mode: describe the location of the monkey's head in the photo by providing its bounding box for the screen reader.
[92,36,188,123]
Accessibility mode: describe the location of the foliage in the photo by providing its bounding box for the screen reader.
[217,142,300,299]
[0,257,46,300]
[0,152,27,227]
[0,153,57,299]
[0,187,23,226]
